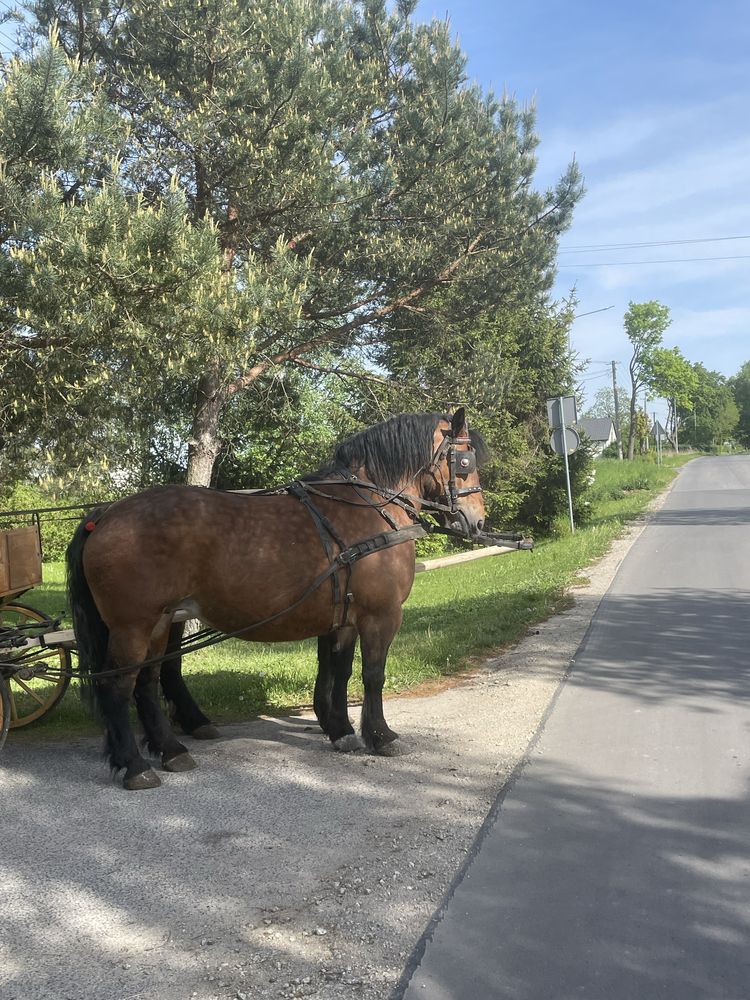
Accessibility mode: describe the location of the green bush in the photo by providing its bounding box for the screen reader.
[414,532,452,559]
[0,482,89,561]
[515,440,596,535]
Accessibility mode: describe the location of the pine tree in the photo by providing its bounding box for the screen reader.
[7,2,582,489]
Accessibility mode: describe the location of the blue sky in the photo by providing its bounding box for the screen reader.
[416,0,750,415]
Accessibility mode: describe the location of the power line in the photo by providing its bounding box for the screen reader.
[559,234,750,253]
[580,362,611,372]
[573,305,614,318]
[559,254,750,268]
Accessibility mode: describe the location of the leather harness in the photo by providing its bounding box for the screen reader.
[278,431,482,631]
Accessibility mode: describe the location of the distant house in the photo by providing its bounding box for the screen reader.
[575,417,617,457]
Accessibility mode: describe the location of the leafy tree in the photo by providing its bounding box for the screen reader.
[632,409,651,455]
[516,438,595,535]
[212,367,362,489]
[623,300,671,459]
[582,385,628,423]
[729,361,750,447]
[582,383,628,457]
[678,364,738,450]
[368,278,585,530]
[5,0,581,491]
[645,346,697,445]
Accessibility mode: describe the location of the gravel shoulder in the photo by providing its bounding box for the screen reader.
[0,493,670,1000]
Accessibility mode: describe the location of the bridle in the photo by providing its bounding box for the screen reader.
[424,427,482,517]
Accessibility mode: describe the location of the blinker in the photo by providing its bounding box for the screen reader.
[455,450,477,477]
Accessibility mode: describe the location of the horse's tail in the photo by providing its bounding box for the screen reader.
[66,509,109,704]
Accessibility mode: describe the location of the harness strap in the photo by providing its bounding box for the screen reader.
[336,522,428,564]
[294,475,481,521]
[286,480,350,629]
[298,478,404,528]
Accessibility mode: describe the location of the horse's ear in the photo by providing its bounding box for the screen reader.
[451,407,467,437]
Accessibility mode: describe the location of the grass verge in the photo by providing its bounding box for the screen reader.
[9,454,693,740]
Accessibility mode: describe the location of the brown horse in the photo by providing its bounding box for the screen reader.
[66,409,487,789]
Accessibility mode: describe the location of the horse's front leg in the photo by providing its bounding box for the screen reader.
[358,614,400,754]
[315,628,363,752]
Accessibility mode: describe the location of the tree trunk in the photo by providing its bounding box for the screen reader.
[626,392,637,460]
[186,367,226,487]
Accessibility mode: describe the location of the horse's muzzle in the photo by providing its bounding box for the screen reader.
[451,510,485,537]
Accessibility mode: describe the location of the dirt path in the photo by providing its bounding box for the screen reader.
[0,507,661,1000]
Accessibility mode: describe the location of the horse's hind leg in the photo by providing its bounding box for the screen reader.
[315,628,363,752]
[159,621,219,740]
[134,661,196,774]
[359,614,400,754]
[96,628,161,789]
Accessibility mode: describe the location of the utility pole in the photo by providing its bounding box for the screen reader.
[643,391,649,451]
[653,411,662,465]
[611,360,623,460]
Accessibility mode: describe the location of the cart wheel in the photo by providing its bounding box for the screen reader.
[0,673,10,749]
[0,603,72,728]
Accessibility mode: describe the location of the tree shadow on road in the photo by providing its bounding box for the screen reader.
[403,759,750,1000]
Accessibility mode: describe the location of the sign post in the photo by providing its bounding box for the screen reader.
[652,415,665,466]
[546,395,579,534]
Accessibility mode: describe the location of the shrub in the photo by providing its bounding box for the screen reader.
[0,482,89,561]
[515,439,596,535]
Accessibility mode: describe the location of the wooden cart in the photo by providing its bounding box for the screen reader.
[0,519,72,748]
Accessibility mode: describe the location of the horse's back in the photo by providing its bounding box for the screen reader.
[81,486,310,622]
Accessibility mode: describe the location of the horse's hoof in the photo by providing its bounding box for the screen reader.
[373,740,405,757]
[333,734,365,753]
[162,751,197,772]
[124,768,162,790]
[190,724,221,740]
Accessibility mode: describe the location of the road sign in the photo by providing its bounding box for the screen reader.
[549,426,580,456]
[545,394,578,534]
[546,395,577,430]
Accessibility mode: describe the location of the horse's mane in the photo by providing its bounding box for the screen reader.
[308,412,489,489]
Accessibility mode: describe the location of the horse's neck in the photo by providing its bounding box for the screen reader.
[352,465,426,515]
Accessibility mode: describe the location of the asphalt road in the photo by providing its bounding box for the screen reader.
[401,455,750,1000]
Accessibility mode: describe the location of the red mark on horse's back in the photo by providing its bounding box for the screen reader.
[85,521,97,532]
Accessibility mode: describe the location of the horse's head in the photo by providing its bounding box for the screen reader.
[424,408,487,536]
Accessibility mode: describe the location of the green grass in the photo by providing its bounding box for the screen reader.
[9,453,693,740]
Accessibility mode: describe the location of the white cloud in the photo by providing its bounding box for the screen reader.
[536,93,748,189]
[670,305,750,344]
[572,141,750,234]
[569,301,750,382]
